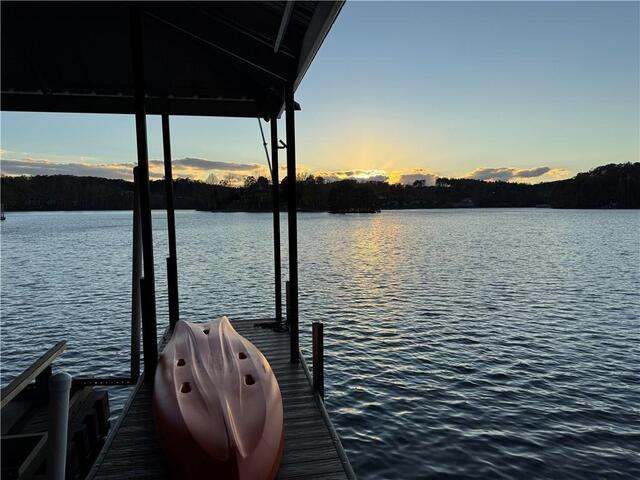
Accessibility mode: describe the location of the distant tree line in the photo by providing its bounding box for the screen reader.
[1,163,638,212]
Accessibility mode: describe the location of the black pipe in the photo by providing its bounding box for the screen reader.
[285,84,299,363]
[130,167,142,382]
[162,114,180,329]
[312,322,324,399]
[285,280,290,326]
[271,115,282,324]
[130,7,158,379]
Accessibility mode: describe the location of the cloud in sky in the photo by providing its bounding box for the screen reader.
[0,155,267,183]
[173,158,257,171]
[0,158,136,180]
[306,168,438,185]
[309,166,570,185]
[311,169,389,183]
[0,153,573,186]
[465,166,571,182]
[392,169,438,186]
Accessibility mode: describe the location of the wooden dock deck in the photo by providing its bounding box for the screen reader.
[88,318,355,480]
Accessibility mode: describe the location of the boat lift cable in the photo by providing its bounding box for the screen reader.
[257,118,272,178]
[255,117,288,334]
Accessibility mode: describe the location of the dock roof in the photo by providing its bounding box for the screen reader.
[1,1,344,118]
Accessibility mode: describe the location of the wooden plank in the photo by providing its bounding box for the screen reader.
[277,457,346,478]
[284,409,323,421]
[281,435,336,453]
[279,472,350,480]
[280,444,341,465]
[86,372,148,479]
[1,341,66,409]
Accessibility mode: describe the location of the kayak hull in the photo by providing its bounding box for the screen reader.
[153,317,284,480]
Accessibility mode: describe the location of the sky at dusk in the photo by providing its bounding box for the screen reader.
[1,1,638,185]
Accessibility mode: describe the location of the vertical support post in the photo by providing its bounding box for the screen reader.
[285,84,299,363]
[130,167,142,382]
[162,114,179,329]
[285,280,290,326]
[130,6,158,379]
[139,277,151,359]
[312,322,324,399]
[271,116,282,324]
[47,372,71,480]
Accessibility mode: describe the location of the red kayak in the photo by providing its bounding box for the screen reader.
[153,317,284,479]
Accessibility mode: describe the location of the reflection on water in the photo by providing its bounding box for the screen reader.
[1,209,639,479]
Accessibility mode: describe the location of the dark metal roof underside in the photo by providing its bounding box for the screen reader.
[1,1,343,118]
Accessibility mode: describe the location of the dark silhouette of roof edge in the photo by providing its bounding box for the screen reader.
[1,1,345,118]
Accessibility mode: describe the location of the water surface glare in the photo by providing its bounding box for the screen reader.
[1,209,639,479]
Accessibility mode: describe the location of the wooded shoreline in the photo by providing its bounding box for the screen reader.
[1,163,638,212]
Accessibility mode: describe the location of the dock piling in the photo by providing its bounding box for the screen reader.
[139,277,156,381]
[162,114,180,329]
[47,372,71,480]
[131,6,158,378]
[270,115,282,325]
[312,322,324,399]
[166,256,178,328]
[285,280,290,326]
[131,167,142,382]
[285,84,299,363]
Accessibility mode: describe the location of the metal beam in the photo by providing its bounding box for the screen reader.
[130,6,158,380]
[162,114,180,329]
[130,167,142,383]
[285,84,299,363]
[274,1,295,53]
[143,8,288,83]
[0,92,270,118]
[188,4,295,59]
[271,116,283,324]
[72,377,136,387]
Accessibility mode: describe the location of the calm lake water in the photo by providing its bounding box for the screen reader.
[1,209,639,479]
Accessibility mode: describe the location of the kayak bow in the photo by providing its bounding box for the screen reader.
[153,317,284,479]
